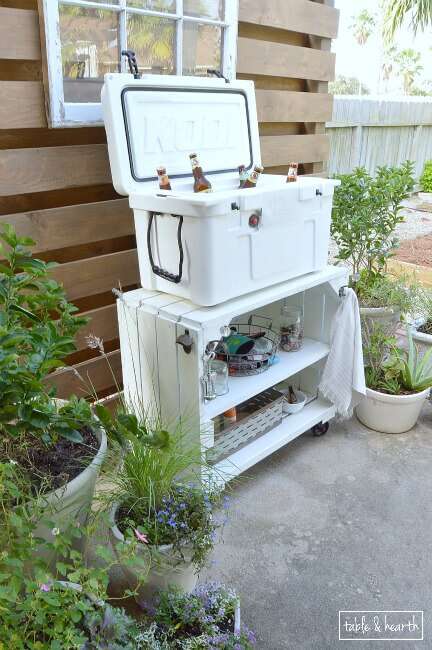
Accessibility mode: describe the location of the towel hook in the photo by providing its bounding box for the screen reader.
[339,285,348,298]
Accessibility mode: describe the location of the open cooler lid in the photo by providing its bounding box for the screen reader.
[102,73,261,196]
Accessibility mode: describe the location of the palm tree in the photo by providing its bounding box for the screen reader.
[350,9,376,45]
[383,0,432,42]
[379,45,397,92]
[349,9,376,95]
[394,48,423,93]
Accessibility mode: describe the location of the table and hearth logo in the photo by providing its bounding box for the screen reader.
[339,611,423,641]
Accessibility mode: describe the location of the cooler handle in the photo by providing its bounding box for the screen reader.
[147,212,184,284]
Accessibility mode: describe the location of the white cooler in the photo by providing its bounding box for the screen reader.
[102,73,339,307]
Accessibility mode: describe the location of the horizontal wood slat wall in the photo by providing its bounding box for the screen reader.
[238,0,338,175]
[0,0,338,400]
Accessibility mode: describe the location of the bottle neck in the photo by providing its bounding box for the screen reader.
[192,166,204,180]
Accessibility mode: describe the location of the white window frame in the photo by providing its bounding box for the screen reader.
[41,0,238,128]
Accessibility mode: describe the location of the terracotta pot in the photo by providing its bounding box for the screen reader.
[109,502,198,608]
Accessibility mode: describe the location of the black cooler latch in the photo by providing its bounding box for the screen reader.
[122,50,141,79]
[207,68,230,83]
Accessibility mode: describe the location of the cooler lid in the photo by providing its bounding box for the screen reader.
[102,73,260,196]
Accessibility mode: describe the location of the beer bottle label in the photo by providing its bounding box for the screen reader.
[160,174,170,186]
[191,157,200,169]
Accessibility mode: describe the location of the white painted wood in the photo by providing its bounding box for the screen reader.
[118,265,347,475]
[41,0,238,127]
[214,397,336,479]
[203,338,330,420]
[178,266,346,329]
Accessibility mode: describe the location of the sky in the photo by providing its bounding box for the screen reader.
[333,0,432,95]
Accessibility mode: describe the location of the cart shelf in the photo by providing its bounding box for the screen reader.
[212,396,335,479]
[203,337,330,420]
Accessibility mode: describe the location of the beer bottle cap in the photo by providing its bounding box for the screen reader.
[189,153,198,158]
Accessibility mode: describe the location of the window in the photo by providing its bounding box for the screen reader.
[42,0,238,127]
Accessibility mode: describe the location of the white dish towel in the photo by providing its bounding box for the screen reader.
[319,287,366,418]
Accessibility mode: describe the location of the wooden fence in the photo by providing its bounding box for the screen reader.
[0,0,338,400]
[327,96,432,177]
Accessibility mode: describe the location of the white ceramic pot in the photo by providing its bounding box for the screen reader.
[418,192,432,202]
[109,503,198,607]
[277,388,307,415]
[34,426,107,555]
[360,306,401,326]
[411,326,432,351]
[356,386,430,434]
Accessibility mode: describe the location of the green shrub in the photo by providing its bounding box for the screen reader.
[420,160,432,192]
[331,162,415,280]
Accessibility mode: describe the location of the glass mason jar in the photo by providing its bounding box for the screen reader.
[279,306,304,352]
[209,359,229,396]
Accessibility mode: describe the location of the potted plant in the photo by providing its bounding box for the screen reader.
[0,461,142,648]
[96,406,227,607]
[0,225,107,549]
[331,162,415,321]
[356,321,432,433]
[419,159,432,202]
[136,582,256,649]
[407,287,432,351]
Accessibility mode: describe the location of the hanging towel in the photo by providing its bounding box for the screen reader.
[319,287,366,418]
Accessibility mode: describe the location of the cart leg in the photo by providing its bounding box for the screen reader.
[311,421,329,437]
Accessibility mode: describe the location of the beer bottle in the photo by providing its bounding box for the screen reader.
[238,164,248,188]
[286,162,298,183]
[156,166,172,190]
[242,165,264,189]
[189,153,212,193]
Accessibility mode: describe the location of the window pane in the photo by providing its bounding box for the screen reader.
[183,23,221,76]
[184,0,224,20]
[126,0,176,10]
[59,5,119,103]
[127,14,175,75]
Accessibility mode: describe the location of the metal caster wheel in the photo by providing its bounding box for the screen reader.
[312,421,329,437]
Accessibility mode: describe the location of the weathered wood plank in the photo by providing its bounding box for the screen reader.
[0,82,46,129]
[51,249,139,301]
[237,37,335,81]
[0,145,111,196]
[260,134,329,166]
[256,89,333,123]
[0,199,133,253]
[75,304,118,351]
[0,8,40,60]
[47,350,122,398]
[239,0,339,39]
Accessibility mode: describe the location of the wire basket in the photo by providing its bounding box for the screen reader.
[208,315,280,377]
[207,387,284,463]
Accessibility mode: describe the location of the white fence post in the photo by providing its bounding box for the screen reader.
[326,96,432,177]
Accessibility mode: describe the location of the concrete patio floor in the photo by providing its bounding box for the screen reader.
[203,402,432,650]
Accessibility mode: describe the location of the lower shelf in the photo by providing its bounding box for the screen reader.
[212,396,335,480]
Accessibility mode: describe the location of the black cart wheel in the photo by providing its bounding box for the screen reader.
[312,421,329,437]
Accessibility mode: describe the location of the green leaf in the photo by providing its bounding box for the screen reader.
[94,403,113,429]
[9,303,39,321]
[57,428,84,444]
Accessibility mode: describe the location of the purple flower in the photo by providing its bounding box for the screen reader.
[40,583,51,592]
[246,628,257,644]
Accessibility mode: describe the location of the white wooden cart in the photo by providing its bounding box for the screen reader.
[118,264,347,481]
